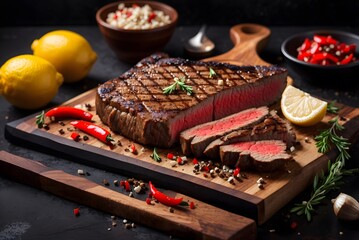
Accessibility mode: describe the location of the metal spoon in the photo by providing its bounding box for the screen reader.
[184,25,215,58]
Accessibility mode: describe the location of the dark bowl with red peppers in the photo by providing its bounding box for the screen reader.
[281,30,359,85]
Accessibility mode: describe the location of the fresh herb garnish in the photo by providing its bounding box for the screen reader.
[327,100,340,114]
[209,67,217,78]
[151,148,162,162]
[290,160,358,221]
[315,117,350,162]
[163,77,193,95]
[291,117,358,221]
[36,111,45,128]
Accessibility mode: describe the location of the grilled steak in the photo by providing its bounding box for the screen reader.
[204,110,296,159]
[220,140,292,171]
[180,107,269,156]
[96,53,288,148]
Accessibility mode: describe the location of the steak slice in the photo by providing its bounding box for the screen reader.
[220,140,292,171]
[180,107,269,156]
[204,110,296,159]
[96,53,288,148]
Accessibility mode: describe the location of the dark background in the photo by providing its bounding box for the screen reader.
[1,0,359,27]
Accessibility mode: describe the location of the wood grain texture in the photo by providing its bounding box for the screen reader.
[4,24,359,224]
[0,150,256,240]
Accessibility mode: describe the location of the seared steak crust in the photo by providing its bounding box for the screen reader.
[96,53,288,148]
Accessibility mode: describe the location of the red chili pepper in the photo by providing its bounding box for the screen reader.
[71,132,80,141]
[297,51,312,61]
[192,158,198,165]
[310,53,339,64]
[148,12,156,23]
[36,106,93,127]
[177,157,183,165]
[340,53,354,65]
[299,38,311,51]
[310,42,321,54]
[167,153,174,159]
[46,106,93,121]
[297,35,356,66]
[189,201,195,209]
[149,181,183,206]
[70,120,114,144]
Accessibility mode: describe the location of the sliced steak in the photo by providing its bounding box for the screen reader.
[96,53,288,148]
[204,110,296,159]
[180,107,269,156]
[220,140,292,171]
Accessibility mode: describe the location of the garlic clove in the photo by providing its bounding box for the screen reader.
[332,193,359,221]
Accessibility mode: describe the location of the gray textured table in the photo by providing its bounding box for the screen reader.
[0,26,358,240]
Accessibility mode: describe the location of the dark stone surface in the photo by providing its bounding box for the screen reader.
[1,0,359,27]
[0,26,358,239]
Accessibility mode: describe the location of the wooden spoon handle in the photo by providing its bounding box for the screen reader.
[204,23,271,65]
[0,150,256,240]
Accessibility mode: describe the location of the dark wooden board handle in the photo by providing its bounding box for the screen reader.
[0,150,256,240]
[204,23,271,65]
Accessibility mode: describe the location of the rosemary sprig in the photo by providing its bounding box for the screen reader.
[209,67,217,78]
[36,111,45,128]
[327,100,340,114]
[315,117,350,162]
[291,117,358,221]
[151,148,162,162]
[163,77,193,95]
[290,160,358,221]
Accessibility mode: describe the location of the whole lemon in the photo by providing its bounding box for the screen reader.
[31,30,97,83]
[0,55,64,110]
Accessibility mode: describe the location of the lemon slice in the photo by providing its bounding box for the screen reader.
[281,85,327,126]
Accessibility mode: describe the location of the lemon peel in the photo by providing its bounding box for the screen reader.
[31,30,97,83]
[0,55,63,110]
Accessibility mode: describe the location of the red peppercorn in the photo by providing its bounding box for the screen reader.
[233,167,240,177]
[124,180,131,192]
[290,221,298,229]
[130,144,137,154]
[73,208,80,216]
[145,198,152,205]
[189,201,195,209]
[167,153,174,159]
[202,165,210,172]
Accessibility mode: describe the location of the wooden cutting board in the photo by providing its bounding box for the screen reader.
[5,24,359,225]
[0,150,256,240]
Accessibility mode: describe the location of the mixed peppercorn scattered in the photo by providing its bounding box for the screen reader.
[297,35,356,65]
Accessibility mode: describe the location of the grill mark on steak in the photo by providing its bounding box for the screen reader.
[96,53,288,148]
[220,140,292,171]
[204,110,297,159]
[180,107,269,156]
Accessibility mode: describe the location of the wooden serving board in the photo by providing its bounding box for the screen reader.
[0,151,256,240]
[4,24,359,225]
